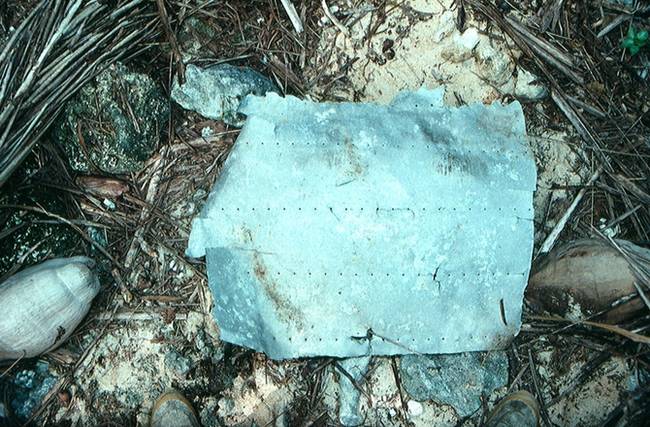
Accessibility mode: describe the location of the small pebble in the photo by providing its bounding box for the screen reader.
[201,127,214,138]
[102,199,116,210]
[407,400,423,417]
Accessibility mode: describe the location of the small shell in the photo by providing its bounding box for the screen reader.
[0,256,100,361]
[527,239,647,323]
[75,176,129,198]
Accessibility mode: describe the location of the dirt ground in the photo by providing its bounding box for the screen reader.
[1,0,649,426]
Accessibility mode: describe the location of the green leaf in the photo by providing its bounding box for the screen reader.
[622,38,635,49]
[637,30,649,42]
[629,45,640,56]
[628,26,636,38]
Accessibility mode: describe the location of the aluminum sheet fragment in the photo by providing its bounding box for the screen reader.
[187,88,536,360]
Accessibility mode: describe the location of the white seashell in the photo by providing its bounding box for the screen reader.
[0,256,100,361]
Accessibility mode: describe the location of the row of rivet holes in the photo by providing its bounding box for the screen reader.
[221,206,532,212]
[244,140,524,155]
[246,271,526,277]
[274,335,494,343]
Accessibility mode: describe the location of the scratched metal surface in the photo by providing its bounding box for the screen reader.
[187,88,536,360]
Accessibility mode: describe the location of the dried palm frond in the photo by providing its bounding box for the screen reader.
[0,0,160,188]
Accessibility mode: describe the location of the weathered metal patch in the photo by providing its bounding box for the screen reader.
[187,88,536,360]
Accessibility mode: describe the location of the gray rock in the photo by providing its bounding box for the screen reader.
[10,361,58,421]
[400,351,508,417]
[165,350,192,378]
[171,64,278,127]
[53,63,168,174]
[338,356,371,426]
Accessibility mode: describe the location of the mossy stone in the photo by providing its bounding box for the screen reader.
[53,63,168,174]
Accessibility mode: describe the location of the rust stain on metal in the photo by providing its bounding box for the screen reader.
[251,251,305,330]
[343,137,365,176]
[242,226,305,330]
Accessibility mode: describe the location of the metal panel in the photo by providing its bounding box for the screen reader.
[187,88,536,360]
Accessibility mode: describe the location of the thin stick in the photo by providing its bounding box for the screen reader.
[0,204,121,266]
[279,0,303,33]
[124,147,167,269]
[332,361,371,401]
[632,282,650,311]
[0,355,24,379]
[527,349,553,427]
[538,167,602,255]
[322,0,349,35]
[155,0,185,84]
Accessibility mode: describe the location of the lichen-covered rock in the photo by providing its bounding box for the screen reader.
[400,351,508,417]
[171,64,278,127]
[53,63,168,174]
[10,361,58,421]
